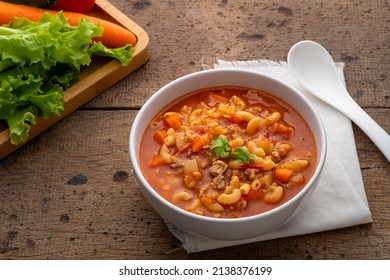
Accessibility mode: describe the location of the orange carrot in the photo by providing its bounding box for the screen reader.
[153,129,167,145]
[209,93,229,103]
[274,168,294,183]
[192,135,207,153]
[165,113,182,129]
[0,1,137,48]
[149,155,164,167]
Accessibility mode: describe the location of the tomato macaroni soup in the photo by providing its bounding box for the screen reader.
[140,87,317,218]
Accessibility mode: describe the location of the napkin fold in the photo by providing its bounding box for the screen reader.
[166,59,373,253]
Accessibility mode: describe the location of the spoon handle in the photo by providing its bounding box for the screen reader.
[342,98,390,162]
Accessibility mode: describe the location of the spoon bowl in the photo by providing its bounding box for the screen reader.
[288,40,390,162]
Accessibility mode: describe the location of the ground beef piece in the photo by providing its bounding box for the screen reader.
[209,160,228,177]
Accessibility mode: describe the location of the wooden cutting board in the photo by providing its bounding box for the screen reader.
[0,0,150,159]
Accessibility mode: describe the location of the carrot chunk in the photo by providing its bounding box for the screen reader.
[274,168,294,183]
[191,135,207,153]
[153,129,167,145]
[149,155,164,167]
[165,113,182,129]
[209,93,229,103]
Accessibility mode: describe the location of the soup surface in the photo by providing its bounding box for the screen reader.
[140,87,317,218]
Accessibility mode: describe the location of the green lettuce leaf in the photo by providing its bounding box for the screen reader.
[89,41,134,66]
[6,105,38,145]
[0,12,134,145]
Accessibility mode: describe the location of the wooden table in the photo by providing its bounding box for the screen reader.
[1,0,389,260]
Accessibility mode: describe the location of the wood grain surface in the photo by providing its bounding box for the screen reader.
[0,0,389,260]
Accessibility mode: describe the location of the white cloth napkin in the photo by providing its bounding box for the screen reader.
[166,59,373,253]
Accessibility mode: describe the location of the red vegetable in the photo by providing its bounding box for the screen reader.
[51,0,96,14]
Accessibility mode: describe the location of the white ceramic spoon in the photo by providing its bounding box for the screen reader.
[288,40,390,162]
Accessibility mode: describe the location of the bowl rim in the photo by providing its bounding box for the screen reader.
[129,68,327,224]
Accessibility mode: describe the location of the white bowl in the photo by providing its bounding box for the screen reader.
[129,68,326,240]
